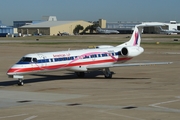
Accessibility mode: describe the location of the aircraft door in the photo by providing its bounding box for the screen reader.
[31,57,38,71]
[38,54,48,69]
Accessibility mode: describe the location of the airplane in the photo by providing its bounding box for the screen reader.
[96,27,119,34]
[58,31,69,36]
[159,26,180,35]
[7,24,172,86]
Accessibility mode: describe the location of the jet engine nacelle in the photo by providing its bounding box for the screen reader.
[121,46,144,57]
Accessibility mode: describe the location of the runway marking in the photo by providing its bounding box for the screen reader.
[144,52,180,55]
[24,116,37,120]
[83,95,174,103]
[0,114,28,119]
[149,99,180,112]
[100,110,145,120]
[0,90,86,102]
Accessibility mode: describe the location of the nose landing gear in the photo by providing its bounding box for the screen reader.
[18,79,24,86]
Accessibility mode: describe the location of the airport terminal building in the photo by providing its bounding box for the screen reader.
[0,20,13,37]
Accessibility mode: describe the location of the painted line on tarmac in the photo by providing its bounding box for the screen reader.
[0,114,28,119]
[0,90,86,102]
[149,99,180,112]
[99,110,145,120]
[24,115,37,120]
[144,52,180,55]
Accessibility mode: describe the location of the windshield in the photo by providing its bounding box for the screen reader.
[18,57,37,63]
[19,57,32,62]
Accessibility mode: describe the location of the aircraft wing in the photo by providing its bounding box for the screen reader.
[137,22,167,27]
[111,62,172,67]
[87,62,172,70]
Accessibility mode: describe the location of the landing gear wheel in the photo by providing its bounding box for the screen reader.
[18,79,24,86]
[76,72,85,78]
[104,68,112,78]
[104,73,112,78]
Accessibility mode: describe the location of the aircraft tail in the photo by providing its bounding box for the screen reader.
[96,27,102,32]
[159,26,164,31]
[117,26,141,47]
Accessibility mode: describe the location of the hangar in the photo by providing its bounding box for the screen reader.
[18,20,93,36]
[142,21,180,34]
[104,19,180,34]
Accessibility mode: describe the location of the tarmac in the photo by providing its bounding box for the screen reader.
[0,36,180,120]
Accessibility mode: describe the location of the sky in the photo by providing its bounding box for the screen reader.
[1,0,180,25]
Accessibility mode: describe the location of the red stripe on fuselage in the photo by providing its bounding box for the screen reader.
[7,57,132,75]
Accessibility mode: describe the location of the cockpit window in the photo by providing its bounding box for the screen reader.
[32,58,37,63]
[19,57,38,63]
[19,57,32,62]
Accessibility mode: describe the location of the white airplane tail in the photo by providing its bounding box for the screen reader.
[159,26,164,31]
[117,26,142,47]
[96,27,102,32]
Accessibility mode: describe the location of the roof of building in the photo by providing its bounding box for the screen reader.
[20,21,82,28]
[0,22,13,28]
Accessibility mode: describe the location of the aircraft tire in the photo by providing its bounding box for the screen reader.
[76,72,85,78]
[18,79,24,86]
[104,74,112,78]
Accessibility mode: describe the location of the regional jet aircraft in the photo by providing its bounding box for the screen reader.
[7,24,171,85]
[96,27,119,34]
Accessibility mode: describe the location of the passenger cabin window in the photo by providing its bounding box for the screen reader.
[102,54,108,57]
[50,59,53,62]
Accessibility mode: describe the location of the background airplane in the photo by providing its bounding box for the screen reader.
[58,31,70,36]
[96,27,119,34]
[7,23,171,86]
[159,26,180,35]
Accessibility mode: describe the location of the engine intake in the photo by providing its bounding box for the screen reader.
[120,47,144,57]
[121,47,128,56]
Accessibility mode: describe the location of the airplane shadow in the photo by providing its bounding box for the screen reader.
[0,71,150,86]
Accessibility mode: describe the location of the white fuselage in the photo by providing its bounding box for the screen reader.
[7,46,143,76]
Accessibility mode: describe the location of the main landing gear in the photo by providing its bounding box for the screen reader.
[103,68,112,78]
[75,68,113,78]
[75,72,85,78]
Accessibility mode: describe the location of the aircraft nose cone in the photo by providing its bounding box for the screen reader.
[7,64,23,75]
[7,68,16,75]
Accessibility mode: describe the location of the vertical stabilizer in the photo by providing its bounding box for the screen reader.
[117,26,142,47]
[126,26,141,46]
[96,27,102,33]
